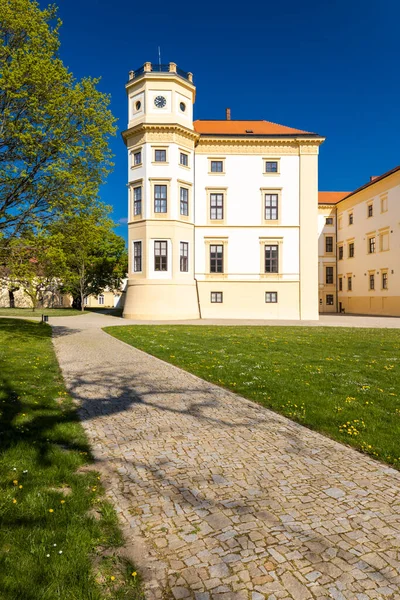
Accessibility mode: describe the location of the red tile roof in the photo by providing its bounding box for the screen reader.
[318,192,351,205]
[194,120,317,136]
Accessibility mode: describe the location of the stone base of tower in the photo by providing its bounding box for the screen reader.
[123,280,200,320]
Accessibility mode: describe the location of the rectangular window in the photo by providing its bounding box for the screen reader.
[265,291,278,303]
[348,276,352,291]
[211,292,223,303]
[84,297,88,306]
[338,277,343,291]
[338,246,343,260]
[349,242,355,258]
[154,240,168,271]
[265,194,278,220]
[180,242,188,272]
[154,185,167,213]
[325,236,333,253]
[326,266,334,284]
[210,245,223,273]
[325,217,333,225]
[349,213,353,225]
[133,241,142,272]
[133,186,142,216]
[369,273,375,290]
[368,203,373,217]
[265,245,279,273]
[211,160,223,173]
[382,272,388,290]
[133,151,142,165]
[155,149,166,162]
[180,152,188,167]
[265,161,278,173]
[210,193,224,220]
[98,295,104,305]
[180,187,189,216]
[368,237,375,253]
[326,294,334,305]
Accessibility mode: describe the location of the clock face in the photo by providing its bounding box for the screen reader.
[154,95,166,108]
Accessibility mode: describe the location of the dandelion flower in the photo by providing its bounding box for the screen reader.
[60,500,65,504]
[19,485,23,489]
[13,480,18,485]
[12,499,17,504]
[49,509,54,513]
[132,572,137,577]
[110,576,115,581]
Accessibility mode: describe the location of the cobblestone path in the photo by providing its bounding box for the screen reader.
[52,314,400,600]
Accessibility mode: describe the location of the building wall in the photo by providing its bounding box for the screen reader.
[0,286,70,309]
[336,171,400,316]
[317,205,337,313]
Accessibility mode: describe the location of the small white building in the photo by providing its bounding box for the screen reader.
[122,62,324,320]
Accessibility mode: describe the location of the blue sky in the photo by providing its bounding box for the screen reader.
[49,0,400,233]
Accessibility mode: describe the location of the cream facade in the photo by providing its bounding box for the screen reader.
[122,62,324,320]
[317,203,337,313]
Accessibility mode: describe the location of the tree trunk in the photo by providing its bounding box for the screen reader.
[9,290,15,308]
[72,295,82,310]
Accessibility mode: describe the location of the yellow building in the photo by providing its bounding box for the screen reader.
[319,165,400,316]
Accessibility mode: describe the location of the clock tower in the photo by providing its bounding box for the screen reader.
[122,62,200,319]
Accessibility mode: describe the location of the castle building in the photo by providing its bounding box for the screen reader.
[318,166,400,316]
[122,62,325,320]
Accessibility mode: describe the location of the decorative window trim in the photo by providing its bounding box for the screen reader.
[348,240,355,259]
[98,294,105,305]
[347,273,353,291]
[152,145,169,164]
[367,234,376,254]
[325,217,334,225]
[206,187,227,225]
[154,240,168,272]
[381,269,388,290]
[259,238,283,278]
[263,158,280,176]
[208,157,226,175]
[129,178,143,222]
[177,179,192,222]
[368,270,375,291]
[204,238,228,278]
[179,149,190,169]
[379,229,390,252]
[260,188,281,225]
[324,234,334,255]
[326,294,334,306]
[380,194,388,213]
[348,212,353,225]
[338,245,344,260]
[338,276,343,292]
[149,178,171,219]
[367,202,373,218]
[130,146,143,169]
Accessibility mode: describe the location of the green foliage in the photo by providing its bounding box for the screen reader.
[0,319,143,599]
[49,208,128,309]
[0,0,117,238]
[0,232,66,308]
[104,325,400,468]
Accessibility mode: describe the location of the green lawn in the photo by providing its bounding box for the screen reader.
[0,308,83,317]
[0,319,143,600]
[104,325,400,468]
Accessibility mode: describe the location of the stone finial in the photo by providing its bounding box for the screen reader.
[144,62,152,72]
[187,72,193,83]
[169,62,177,73]
[128,70,134,80]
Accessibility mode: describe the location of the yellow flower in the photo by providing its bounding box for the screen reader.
[12,499,17,504]
[49,509,54,513]
[60,500,65,504]
[132,572,137,577]
[110,576,115,581]
[13,480,18,486]
[92,487,97,492]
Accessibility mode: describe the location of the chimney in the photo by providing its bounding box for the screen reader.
[226,108,231,121]
[370,176,378,182]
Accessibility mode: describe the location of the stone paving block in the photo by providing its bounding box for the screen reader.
[53,314,400,600]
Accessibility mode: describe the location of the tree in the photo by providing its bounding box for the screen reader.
[0,0,117,240]
[50,209,128,311]
[0,232,66,309]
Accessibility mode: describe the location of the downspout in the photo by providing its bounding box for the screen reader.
[193,135,202,319]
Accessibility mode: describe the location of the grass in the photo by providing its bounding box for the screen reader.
[0,308,83,317]
[0,319,143,600]
[104,325,400,468]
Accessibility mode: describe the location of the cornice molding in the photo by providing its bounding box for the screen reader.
[122,123,199,148]
[195,137,322,155]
